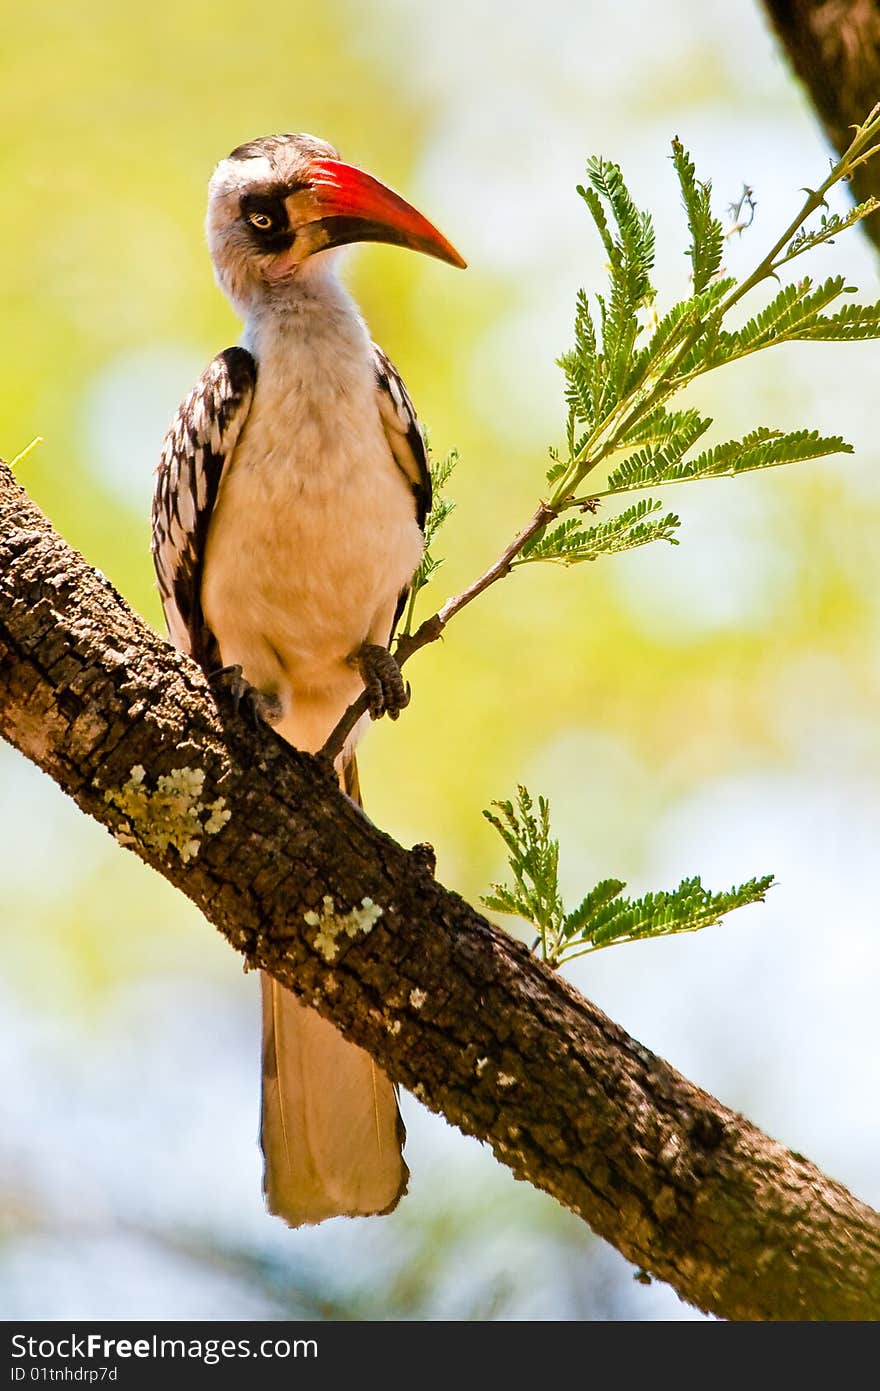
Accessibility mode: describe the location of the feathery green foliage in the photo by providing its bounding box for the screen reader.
[482,786,773,967]
[606,427,850,495]
[676,275,880,379]
[411,112,880,970]
[515,498,679,565]
[405,109,880,638]
[617,404,707,450]
[541,105,880,526]
[784,199,880,265]
[575,157,656,412]
[605,412,711,491]
[483,787,562,961]
[781,296,880,342]
[671,137,724,292]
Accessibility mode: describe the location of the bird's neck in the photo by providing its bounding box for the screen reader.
[242,267,370,369]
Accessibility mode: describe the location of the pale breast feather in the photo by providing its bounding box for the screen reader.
[151,346,256,666]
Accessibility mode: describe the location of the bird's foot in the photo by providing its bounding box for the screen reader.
[353,644,410,721]
[210,663,283,729]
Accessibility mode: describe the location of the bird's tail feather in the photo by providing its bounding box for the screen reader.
[259,752,408,1226]
[342,749,361,804]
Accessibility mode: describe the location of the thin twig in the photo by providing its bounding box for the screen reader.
[320,502,557,761]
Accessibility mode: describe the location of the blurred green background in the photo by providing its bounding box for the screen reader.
[2,0,879,1320]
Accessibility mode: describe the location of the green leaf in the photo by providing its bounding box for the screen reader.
[671,138,725,292]
[559,290,602,440]
[677,276,858,377]
[607,412,712,491]
[783,198,880,265]
[584,158,656,305]
[572,874,774,954]
[482,785,774,966]
[789,297,880,342]
[607,426,851,494]
[620,405,708,450]
[738,275,850,343]
[578,183,616,265]
[482,788,564,958]
[575,158,657,410]
[546,451,568,485]
[516,498,679,566]
[624,278,735,390]
[418,447,458,562]
[562,879,626,939]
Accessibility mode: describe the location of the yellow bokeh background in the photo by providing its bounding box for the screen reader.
[2,0,878,1319]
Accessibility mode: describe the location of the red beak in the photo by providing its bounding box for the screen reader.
[307,158,467,269]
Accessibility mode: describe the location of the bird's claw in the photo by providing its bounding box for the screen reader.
[355,644,410,721]
[209,663,282,729]
[209,662,248,708]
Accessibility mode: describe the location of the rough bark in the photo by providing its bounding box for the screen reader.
[1,457,878,1322]
[761,0,880,253]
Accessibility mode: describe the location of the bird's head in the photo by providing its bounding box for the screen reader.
[206,133,465,313]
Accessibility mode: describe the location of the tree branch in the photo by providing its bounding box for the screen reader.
[761,0,880,254]
[1,457,878,1321]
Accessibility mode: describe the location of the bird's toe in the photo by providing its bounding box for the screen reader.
[209,664,282,728]
[356,644,410,721]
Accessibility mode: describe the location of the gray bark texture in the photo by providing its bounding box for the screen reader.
[1,457,878,1320]
[762,0,880,252]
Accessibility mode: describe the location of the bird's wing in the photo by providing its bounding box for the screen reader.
[371,343,432,531]
[151,346,256,668]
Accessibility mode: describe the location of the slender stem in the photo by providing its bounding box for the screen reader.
[435,502,558,625]
[9,437,44,470]
[320,502,558,762]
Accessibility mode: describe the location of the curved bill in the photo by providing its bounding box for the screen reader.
[306,158,467,269]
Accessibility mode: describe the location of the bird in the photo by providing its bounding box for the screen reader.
[151,133,465,1226]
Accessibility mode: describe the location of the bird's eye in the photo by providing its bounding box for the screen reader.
[248,210,274,230]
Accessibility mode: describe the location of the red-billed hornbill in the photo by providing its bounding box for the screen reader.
[151,134,464,1226]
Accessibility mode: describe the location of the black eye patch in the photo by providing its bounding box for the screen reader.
[240,192,296,253]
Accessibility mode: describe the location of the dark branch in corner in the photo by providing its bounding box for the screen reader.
[762,0,880,254]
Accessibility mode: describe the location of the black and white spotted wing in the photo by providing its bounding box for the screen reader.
[372,343,433,641]
[151,346,256,668]
[372,343,432,531]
